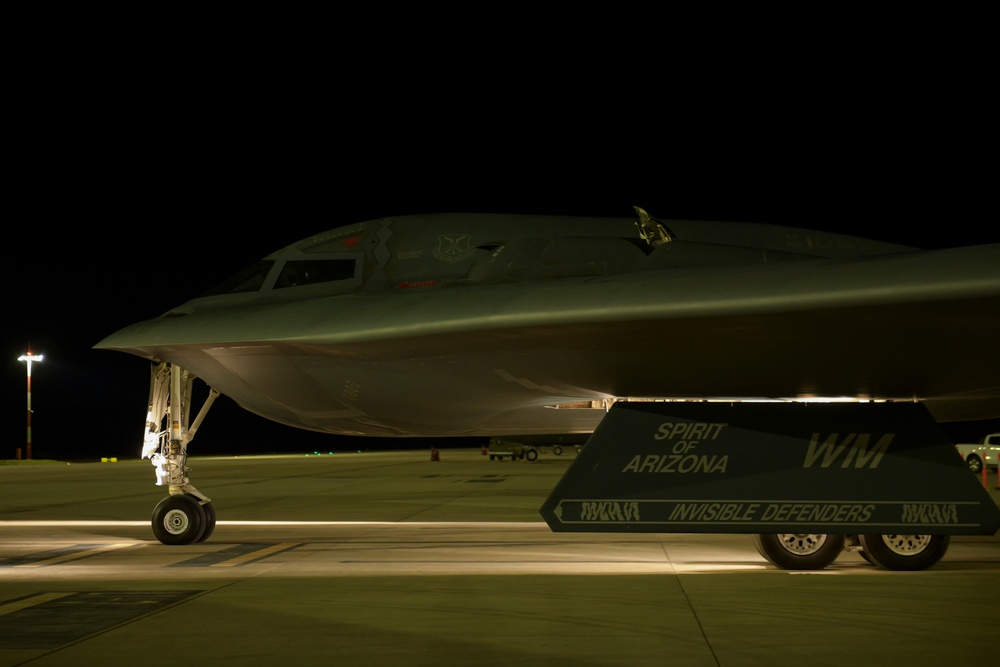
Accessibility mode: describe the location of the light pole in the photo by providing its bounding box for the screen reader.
[17,349,43,460]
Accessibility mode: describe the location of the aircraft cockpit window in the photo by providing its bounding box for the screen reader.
[274,259,357,289]
[199,260,275,296]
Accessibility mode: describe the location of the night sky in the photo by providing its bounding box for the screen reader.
[5,46,998,460]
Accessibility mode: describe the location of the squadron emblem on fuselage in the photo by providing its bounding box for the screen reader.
[433,234,474,263]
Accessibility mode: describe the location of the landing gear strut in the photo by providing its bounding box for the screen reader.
[143,362,220,545]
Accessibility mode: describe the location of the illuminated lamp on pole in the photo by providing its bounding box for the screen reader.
[17,349,43,460]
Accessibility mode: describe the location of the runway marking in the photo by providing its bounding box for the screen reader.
[0,521,148,527]
[0,591,202,650]
[0,520,542,527]
[3,543,135,568]
[212,543,301,566]
[466,475,508,483]
[171,543,302,567]
[0,592,72,616]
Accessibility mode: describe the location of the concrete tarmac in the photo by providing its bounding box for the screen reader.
[1,448,998,667]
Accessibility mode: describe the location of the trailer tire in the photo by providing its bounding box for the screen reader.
[858,534,950,571]
[752,533,844,570]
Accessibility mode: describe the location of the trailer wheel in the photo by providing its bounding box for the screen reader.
[858,534,950,571]
[752,533,844,570]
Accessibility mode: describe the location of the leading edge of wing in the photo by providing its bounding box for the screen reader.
[95,243,1000,352]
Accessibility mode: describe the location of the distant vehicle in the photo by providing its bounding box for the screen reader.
[956,433,1000,473]
[486,437,584,461]
[486,438,536,461]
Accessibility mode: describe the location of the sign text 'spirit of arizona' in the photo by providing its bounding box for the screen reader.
[540,402,1000,535]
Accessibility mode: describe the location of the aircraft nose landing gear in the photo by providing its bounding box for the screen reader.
[152,494,216,545]
[143,362,220,545]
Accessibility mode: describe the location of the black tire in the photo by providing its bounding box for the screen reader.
[752,533,845,570]
[525,448,539,462]
[152,494,206,545]
[858,534,950,571]
[196,501,217,543]
[553,446,563,456]
[966,455,983,473]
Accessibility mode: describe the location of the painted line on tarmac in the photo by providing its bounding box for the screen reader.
[171,542,302,567]
[0,592,72,616]
[2,543,135,568]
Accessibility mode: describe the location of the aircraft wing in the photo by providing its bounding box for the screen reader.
[95,213,1000,436]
